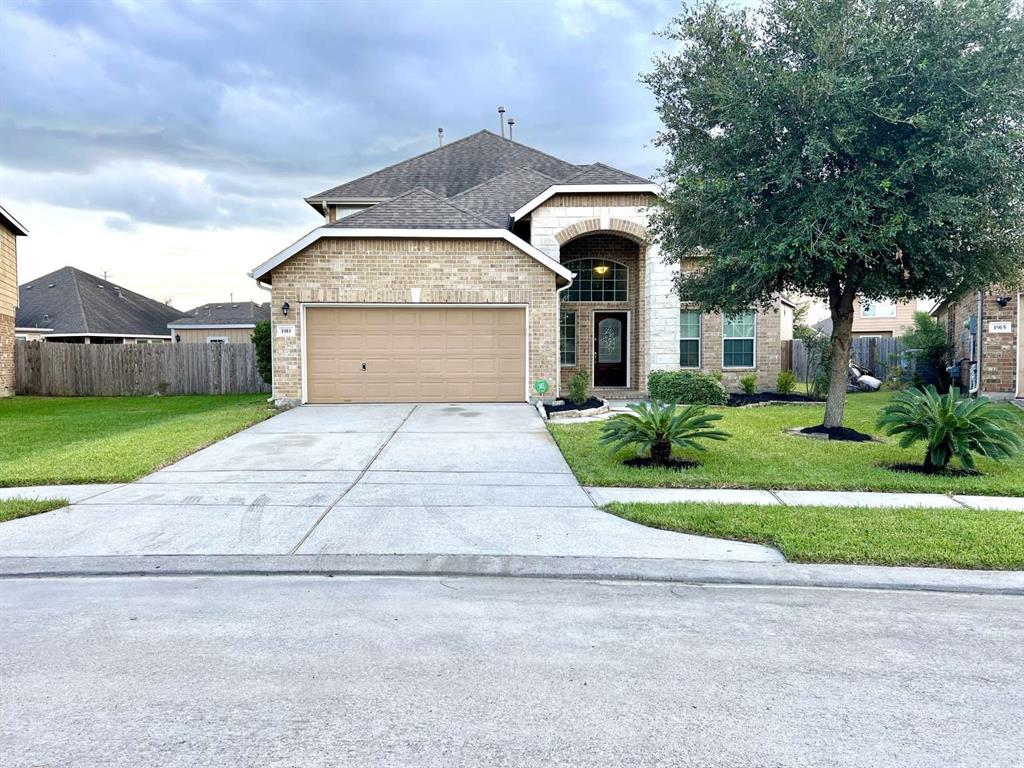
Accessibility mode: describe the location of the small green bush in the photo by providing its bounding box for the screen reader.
[251,321,272,385]
[648,370,728,406]
[567,369,589,406]
[739,373,758,395]
[776,370,797,394]
[599,400,729,465]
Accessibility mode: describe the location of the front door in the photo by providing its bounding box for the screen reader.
[593,312,627,388]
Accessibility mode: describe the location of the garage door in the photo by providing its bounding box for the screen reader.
[305,306,526,403]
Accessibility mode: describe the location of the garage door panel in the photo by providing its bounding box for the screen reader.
[306,307,526,403]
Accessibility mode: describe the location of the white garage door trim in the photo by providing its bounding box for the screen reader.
[300,303,531,404]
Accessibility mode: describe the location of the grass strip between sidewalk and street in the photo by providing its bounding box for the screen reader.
[0,498,68,524]
[605,501,1024,570]
[0,394,275,487]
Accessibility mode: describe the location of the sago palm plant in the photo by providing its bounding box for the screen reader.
[599,400,729,465]
[877,386,1023,471]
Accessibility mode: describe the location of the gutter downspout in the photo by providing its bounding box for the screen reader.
[555,273,577,400]
[972,290,983,395]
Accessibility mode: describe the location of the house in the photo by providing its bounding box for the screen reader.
[1,204,29,397]
[931,283,1023,400]
[249,129,793,405]
[16,266,185,344]
[169,301,270,343]
[813,297,927,339]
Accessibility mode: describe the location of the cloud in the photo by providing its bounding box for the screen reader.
[0,0,675,234]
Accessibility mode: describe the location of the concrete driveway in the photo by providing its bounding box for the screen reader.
[0,404,779,561]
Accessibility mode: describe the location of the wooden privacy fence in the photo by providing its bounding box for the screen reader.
[15,342,270,397]
[789,336,906,383]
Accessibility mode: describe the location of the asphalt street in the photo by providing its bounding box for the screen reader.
[1,575,1021,767]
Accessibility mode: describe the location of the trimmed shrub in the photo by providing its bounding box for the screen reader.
[567,369,589,406]
[251,321,272,385]
[776,370,797,394]
[648,370,728,406]
[739,373,758,395]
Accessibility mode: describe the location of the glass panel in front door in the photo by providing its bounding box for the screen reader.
[597,318,622,363]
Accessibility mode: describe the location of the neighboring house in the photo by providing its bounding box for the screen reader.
[16,266,185,344]
[249,129,794,405]
[169,301,270,343]
[931,283,1023,400]
[1,204,29,397]
[813,297,927,339]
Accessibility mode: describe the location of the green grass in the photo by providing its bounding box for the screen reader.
[0,498,68,523]
[549,393,1024,496]
[0,395,275,486]
[607,501,1024,570]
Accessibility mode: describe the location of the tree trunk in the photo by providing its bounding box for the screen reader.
[651,440,672,464]
[823,291,856,428]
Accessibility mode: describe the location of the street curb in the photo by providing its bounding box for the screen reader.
[1,554,1021,595]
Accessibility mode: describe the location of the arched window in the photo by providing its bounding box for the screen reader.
[562,259,628,302]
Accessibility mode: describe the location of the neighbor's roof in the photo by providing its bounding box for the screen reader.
[326,187,498,229]
[16,266,184,336]
[0,203,28,236]
[168,301,271,328]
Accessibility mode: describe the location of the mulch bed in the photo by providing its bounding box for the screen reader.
[884,462,981,477]
[798,425,876,442]
[727,392,823,407]
[622,457,701,471]
[545,397,605,414]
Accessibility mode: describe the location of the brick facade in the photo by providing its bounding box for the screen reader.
[1,224,18,398]
[268,237,559,404]
[0,312,13,397]
[938,287,1020,398]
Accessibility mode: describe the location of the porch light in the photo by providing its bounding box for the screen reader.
[594,264,610,276]
[281,301,290,316]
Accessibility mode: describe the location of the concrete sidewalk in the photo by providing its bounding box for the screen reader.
[587,486,1024,511]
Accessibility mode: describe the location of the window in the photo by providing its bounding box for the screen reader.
[861,300,897,318]
[679,310,701,368]
[559,310,576,366]
[562,259,627,302]
[206,336,228,344]
[723,312,756,368]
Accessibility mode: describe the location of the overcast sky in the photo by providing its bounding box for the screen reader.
[1,0,678,309]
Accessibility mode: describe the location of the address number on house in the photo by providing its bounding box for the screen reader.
[988,321,1012,334]
[276,325,296,337]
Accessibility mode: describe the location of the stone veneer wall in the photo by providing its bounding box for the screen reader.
[529,192,679,389]
[268,237,559,403]
[941,287,1020,398]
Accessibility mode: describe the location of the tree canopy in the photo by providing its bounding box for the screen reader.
[644,0,1024,425]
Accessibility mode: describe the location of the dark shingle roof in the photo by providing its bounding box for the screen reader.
[169,301,270,327]
[450,167,561,226]
[326,187,498,229]
[16,266,185,336]
[307,130,581,202]
[562,162,651,185]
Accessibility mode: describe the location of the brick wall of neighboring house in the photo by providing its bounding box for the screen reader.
[268,237,559,403]
[940,287,1020,398]
[557,233,645,394]
[0,224,18,397]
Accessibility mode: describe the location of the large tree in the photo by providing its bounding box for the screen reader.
[644,0,1024,427]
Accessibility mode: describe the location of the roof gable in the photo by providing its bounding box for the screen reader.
[307,130,581,203]
[327,187,498,229]
[170,301,271,327]
[16,266,185,336]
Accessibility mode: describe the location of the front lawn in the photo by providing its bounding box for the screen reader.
[548,393,1024,496]
[607,501,1024,570]
[0,395,275,486]
[0,498,68,523]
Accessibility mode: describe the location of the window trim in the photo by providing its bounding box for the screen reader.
[722,311,757,370]
[860,300,897,318]
[679,309,701,369]
[559,310,577,368]
[560,258,629,303]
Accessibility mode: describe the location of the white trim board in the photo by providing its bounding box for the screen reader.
[168,324,258,330]
[299,303,532,404]
[510,183,661,221]
[249,228,573,283]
